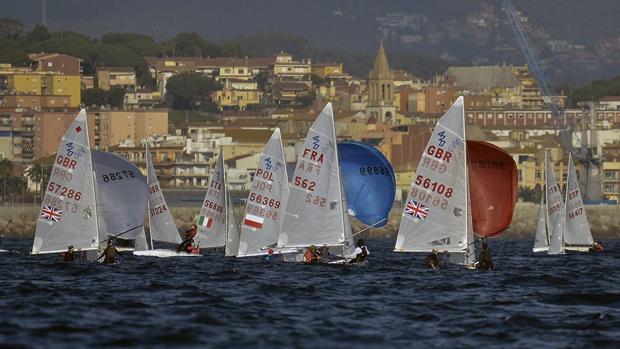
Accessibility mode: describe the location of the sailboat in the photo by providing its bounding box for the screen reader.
[394,97,517,267]
[535,151,594,254]
[237,128,290,258]
[91,150,148,251]
[563,152,594,251]
[134,143,200,257]
[194,150,240,255]
[32,109,101,255]
[535,150,566,254]
[32,109,151,260]
[278,103,356,261]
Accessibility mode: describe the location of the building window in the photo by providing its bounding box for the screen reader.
[535,170,541,180]
[604,170,615,179]
[518,169,523,182]
[604,183,615,193]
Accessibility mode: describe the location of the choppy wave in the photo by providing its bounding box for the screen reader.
[1,238,619,348]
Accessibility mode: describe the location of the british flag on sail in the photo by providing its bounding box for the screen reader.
[41,205,63,222]
[405,200,428,221]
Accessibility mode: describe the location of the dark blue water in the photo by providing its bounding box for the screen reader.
[1,238,619,348]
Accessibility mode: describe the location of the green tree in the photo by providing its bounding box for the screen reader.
[254,71,269,93]
[26,24,51,42]
[0,18,24,40]
[135,60,156,90]
[294,91,316,108]
[165,73,222,110]
[82,88,108,107]
[518,186,542,203]
[0,159,14,204]
[107,87,126,108]
[101,33,163,57]
[26,163,51,197]
[308,74,325,86]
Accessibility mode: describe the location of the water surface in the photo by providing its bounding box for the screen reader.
[1,238,619,348]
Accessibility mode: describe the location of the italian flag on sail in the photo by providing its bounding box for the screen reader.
[243,214,264,229]
[198,215,213,228]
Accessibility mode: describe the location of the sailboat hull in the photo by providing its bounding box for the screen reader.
[564,246,591,253]
[532,246,549,253]
[133,249,201,258]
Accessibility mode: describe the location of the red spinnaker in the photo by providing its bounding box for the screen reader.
[467,141,518,238]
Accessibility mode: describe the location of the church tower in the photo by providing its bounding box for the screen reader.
[365,40,396,121]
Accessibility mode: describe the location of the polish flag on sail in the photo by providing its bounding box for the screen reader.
[198,215,213,228]
[243,214,264,229]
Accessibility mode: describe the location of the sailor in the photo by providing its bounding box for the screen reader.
[440,250,450,266]
[590,241,604,253]
[177,224,197,253]
[263,248,275,261]
[319,244,332,261]
[63,245,75,262]
[349,239,369,264]
[98,240,119,264]
[476,242,494,270]
[425,249,440,270]
[303,245,320,264]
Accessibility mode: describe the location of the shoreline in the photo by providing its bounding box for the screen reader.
[2,203,619,240]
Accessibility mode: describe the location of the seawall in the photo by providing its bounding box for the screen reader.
[2,203,620,240]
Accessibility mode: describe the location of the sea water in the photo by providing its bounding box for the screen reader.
[0,238,618,348]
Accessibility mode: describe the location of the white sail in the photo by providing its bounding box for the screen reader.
[279,103,352,249]
[395,97,472,263]
[546,151,565,255]
[564,152,594,248]
[532,194,549,252]
[134,228,149,251]
[195,151,227,248]
[225,195,241,257]
[92,150,148,242]
[146,147,181,245]
[32,109,99,254]
[237,128,290,257]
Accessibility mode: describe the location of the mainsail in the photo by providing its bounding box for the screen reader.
[533,194,549,252]
[395,97,473,265]
[279,103,352,251]
[92,150,148,242]
[225,194,241,257]
[337,141,396,228]
[466,141,518,237]
[545,150,565,255]
[564,152,594,248]
[237,128,290,257]
[146,146,181,245]
[32,109,99,254]
[195,151,227,248]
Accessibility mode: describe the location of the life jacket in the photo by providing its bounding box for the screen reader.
[304,249,316,263]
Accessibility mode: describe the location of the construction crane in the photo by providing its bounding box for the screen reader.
[500,0,601,200]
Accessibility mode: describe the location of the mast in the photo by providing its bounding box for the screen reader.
[544,150,550,246]
[222,146,229,253]
[562,152,572,253]
[85,110,101,248]
[331,112,348,258]
[146,141,154,250]
[463,99,475,266]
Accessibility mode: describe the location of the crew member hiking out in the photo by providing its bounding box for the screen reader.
[425,249,439,270]
[63,245,75,262]
[98,240,119,264]
[349,239,369,264]
[476,242,494,270]
[304,245,320,264]
[177,224,198,254]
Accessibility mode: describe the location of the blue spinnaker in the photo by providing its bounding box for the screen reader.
[337,142,396,227]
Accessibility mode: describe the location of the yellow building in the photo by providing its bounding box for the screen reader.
[7,73,42,94]
[4,73,81,107]
[213,80,261,110]
[311,63,344,78]
[602,161,620,201]
[43,75,81,107]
